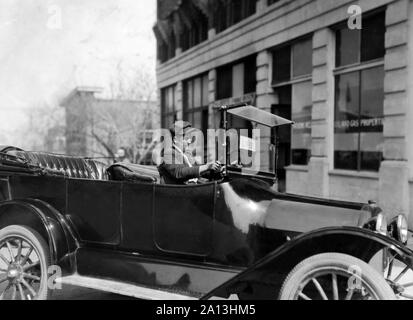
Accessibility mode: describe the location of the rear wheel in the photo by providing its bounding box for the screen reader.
[279,253,395,300]
[0,225,50,300]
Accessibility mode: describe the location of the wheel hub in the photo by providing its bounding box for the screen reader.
[7,264,23,283]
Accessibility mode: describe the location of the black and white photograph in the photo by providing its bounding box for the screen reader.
[1,0,413,306]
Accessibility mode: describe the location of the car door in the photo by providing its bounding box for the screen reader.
[66,179,121,245]
[153,182,216,257]
[119,182,155,252]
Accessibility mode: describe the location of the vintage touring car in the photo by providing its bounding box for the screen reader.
[0,105,413,300]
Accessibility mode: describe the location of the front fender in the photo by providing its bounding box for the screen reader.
[202,227,413,299]
[0,199,78,270]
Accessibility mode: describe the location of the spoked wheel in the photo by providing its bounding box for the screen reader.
[279,253,395,300]
[384,250,413,300]
[0,226,50,300]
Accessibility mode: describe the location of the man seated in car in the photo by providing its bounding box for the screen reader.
[158,121,222,185]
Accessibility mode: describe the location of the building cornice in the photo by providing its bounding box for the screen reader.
[156,0,395,88]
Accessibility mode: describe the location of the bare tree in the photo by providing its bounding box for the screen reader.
[23,102,65,152]
[20,62,158,162]
[83,62,159,162]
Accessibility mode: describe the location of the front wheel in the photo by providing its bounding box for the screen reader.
[279,253,395,300]
[0,225,50,300]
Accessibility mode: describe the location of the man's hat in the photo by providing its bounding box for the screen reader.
[169,121,193,136]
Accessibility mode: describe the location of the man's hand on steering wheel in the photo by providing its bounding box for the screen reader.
[208,161,222,172]
[200,161,221,174]
[199,161,225,182]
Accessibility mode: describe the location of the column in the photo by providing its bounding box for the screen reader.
[380,0,410,219]
[307,28,335,198]
[175,81,184,120]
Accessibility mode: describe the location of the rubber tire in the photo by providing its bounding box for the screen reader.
[279,253,396,300]
[0,225,51,300]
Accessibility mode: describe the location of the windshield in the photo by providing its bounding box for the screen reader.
[224,113,277,175]
[228,105,293,128]
[219,105,292,176]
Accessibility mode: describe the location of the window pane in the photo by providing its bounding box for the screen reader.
[182,81,189,112]
[273,45,291,83]
[168,87,175,113]
[202,74,209,106]
[193,110,202,129]
[216,2,227,33]
[233,0,243,23]
[187,80,193,110]
[336,28,360,67]
[200,15,208,42]
[244,55,257,94]
[360,134,383,171]
[360,67,384,171]
[360,67,384,126]
[334,72,360,170]
[246,0,257,16]
[194,77,202,108]
[217,65,233,99]
[335,72,360,123]
[161,88,166,116]
[181,26,190,51]
[361,12,385,62]
[164,88,170,111]
[277,85,292,105]
[214,110,222,129]
[291,81,312,165]
[202,108,209,135]
[232,63,245,97]
[292,38,313,78]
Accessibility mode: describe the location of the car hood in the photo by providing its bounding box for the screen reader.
[220,178,364,235]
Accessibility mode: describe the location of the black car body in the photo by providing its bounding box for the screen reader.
[0,106,412,300]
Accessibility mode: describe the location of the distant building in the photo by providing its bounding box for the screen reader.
[154,0,413,223]
[61,87,158,161]
[44,126,66,154]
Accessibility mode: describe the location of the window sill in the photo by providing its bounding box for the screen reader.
[329,170,379,180]
[272,75,312,88]
[333,59,384,76]
[285,165,309,172]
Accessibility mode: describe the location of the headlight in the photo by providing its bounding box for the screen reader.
[363,213,388,236]
[388,215,409,244]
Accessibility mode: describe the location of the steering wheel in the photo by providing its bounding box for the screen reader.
[208,164,226,182]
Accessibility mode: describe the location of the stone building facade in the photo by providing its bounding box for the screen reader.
[155,0,413,225]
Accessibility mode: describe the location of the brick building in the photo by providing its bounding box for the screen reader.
[154,0,413,225]
[61,87,158,161]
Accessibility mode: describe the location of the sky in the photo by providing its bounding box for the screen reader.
[0,0,157,147]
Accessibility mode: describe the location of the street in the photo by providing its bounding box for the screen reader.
[51,265,413,300]
[50,284,137,300]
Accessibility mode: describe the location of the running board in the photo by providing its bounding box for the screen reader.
[56,275,199,300]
